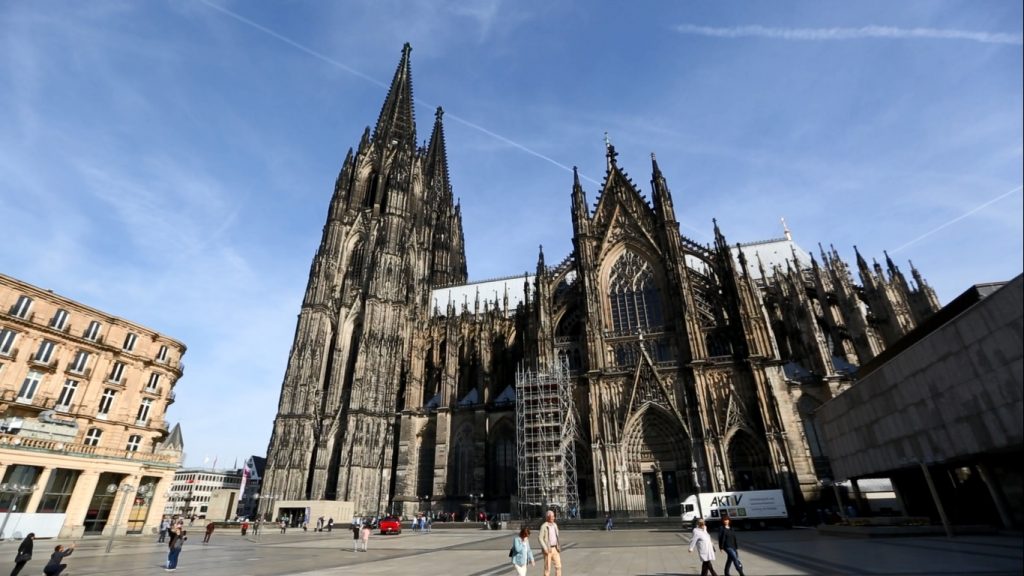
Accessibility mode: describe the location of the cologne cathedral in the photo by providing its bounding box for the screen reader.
[263,45,941,518]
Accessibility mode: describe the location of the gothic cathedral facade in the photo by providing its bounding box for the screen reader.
[263,45,941,518]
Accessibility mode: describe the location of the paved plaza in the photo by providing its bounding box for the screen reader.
[2,527,1021,575]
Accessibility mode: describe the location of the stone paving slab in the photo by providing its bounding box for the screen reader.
[2,527,1020,575]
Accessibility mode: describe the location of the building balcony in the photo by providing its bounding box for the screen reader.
[65,365,92,379]
[0,431,180,466]
[1,309,35,323]
[29,354,58,371]
[2,389,55,408]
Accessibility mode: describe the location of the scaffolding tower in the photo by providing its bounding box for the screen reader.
[515,360,580,519]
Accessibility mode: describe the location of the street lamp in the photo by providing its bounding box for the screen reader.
[0,483,37,540]
[105,482,150,553]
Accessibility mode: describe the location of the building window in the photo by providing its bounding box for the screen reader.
[156,345,168,362]
[108,361,126,384]
[18,370,43,402]
[0,466,41,511]
[146,372,161,391]
[136,398,152,425]
[56,379,79,410]
[98,389,116,416]
[83,320,101,341]
[37,469,81,513]
[607,251,664,334]
[84,428,102,447]
[0,328,16,356]
[33,339,56,364]
[123,332,137,352]
[50,308,70,331]
[69,350,90,374]
[10,295,32,319]
[126,434,142,452]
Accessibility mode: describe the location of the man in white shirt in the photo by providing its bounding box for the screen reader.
[538,510,562,576]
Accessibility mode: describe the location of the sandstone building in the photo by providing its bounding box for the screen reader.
[263,45,941,518]
[0,272,185,537]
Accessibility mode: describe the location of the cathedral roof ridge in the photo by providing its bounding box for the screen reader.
[737,236,791,247]
[435,272,536,289]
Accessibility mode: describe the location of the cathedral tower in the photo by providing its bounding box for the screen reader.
[263,45,466,515]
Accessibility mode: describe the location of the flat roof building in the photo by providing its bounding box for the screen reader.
[817,275,1023,528]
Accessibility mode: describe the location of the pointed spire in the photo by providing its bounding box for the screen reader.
[651,152,676,220]
[756,251,767,281]
[425,106,451,200]
[854,245,868,269]
[571,166,590,235]
[373,43,416,149]
[910,260,926,288]
[537,244,546,270]
[884,250,899,275]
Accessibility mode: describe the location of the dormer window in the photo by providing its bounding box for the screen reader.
[11,295,32,319]
[50,309,69,331]
[83,320,101,342]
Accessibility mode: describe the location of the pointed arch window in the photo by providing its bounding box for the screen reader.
[608,251,664,334]
[347,242,366,280]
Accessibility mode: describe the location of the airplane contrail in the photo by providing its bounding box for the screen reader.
[199,0,601,185]
[890,185,1023,254]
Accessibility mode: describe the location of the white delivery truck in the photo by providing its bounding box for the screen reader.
[681,489,788,529]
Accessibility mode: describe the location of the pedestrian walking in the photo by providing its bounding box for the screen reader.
[350,522,361,552]
[359,524,371,552]
[158,517,171,543]
[327,517,334,532]
[538,510,562,576]
[688,519,718,576]
[10,532,34,576]
[42,543,74,576]
[604,514,613,531]
[241,519,249,536]
[167,529,187,571]
[204,521,216,544]
[718,516,745,576]
[279,519,287,534]
[510,526,536,576]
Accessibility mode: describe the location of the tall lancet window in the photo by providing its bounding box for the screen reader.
[608,251,664,334]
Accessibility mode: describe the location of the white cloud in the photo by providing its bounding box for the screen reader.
[674,24,1023,46]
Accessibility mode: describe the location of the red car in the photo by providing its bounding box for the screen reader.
[378,517,402,535]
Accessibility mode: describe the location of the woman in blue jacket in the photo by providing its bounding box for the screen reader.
[511,526,536,575]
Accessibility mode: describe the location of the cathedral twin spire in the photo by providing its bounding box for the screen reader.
[373,43,416,150]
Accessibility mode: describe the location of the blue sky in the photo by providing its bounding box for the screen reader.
[1,1,1021,467]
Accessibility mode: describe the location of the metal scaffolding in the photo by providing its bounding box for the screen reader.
[515,360,580,519]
